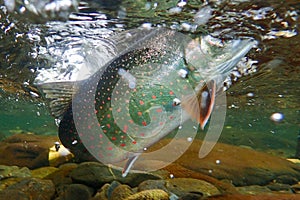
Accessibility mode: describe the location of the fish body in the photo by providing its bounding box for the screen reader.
[38,28,256,175]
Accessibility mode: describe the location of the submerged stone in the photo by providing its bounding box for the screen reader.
[70,162,162,188]
[166,178,220,197]
[125,189,169,200]
[0,178,55,200]
[143,138,300,187]
[56,184,94,200]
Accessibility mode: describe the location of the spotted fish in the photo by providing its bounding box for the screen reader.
[37,28,256,176]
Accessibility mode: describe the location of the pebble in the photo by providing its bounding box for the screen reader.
[274,174,299,185]
[166,178,220,197]
[138,179,168,192]
[0,165,31,180]
[110,184,134,200]
[0,178,55,200]
[125,189,169,200]
[56,183,94,200]
[70,162,161,188]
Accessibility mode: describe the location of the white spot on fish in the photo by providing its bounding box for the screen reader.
[170,174,174,178]
[216,160,221,164]
[187,137,193,142]
[178,69,188,78]
[118,68,137,89]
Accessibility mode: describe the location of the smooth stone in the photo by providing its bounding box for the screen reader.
[56,184,94,200]
[91,183,110,200]
[142,138,300,186]
[125,189,169,200]
[45,163,78,186]
[204,194,300,200]
[266,183,293,193]
[0,134,60,169]
[274,174,299,185]
[0,190,29,200]
[31,166,58,179]
[70,162,162,188]
[0,177,23,191]
[107,181,121,199]
[0,178,55,200]
[166,178,220,197]
[110,184,134,200]
[0,165,31,180]
[291,183,300,194]
[236,185,272,195]
[138,179,168,193]
[178,193,203,200]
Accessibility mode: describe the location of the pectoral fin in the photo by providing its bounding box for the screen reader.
[122,153,140,177]
[182,80,216,129]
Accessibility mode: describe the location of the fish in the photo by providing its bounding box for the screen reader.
[37,28,256,176]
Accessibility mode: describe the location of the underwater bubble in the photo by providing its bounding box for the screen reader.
[270,112,284,122]
[246,92,254,97]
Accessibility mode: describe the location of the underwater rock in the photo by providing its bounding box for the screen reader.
[138,179,168,193]
[236,185,272,195]
[110,184,134,200]
[56,183,94,200]
[31,166,58,179]
[274,174,299,185]
[166,178,220,197]
[144,138,300,186]
[45,163,78,187]
[124,189,169,200]
[266,183,293,193]
[91,183,110,200]
[0,178,55,200]
[70,162,162,188]
[106,181,121,199]
[0,165,31,180]
[291,183,300,194]
[204,194,300,200]
[0,134,69,169]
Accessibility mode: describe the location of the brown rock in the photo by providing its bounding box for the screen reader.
[204,194,300,200]
[91,183,110,200]
[0,178,55,200]
[166,178,220,197]
[125,189,169,200]
[31,166,58,179]
[110,184,134,200]
[0,134,60,169]
[140,138,300,187]
[45,163,78,186]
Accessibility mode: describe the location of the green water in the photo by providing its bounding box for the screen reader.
[0,0,299,159]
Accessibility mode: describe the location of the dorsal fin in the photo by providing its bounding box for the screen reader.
[182,80,216,129]
[36,81,79,119]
